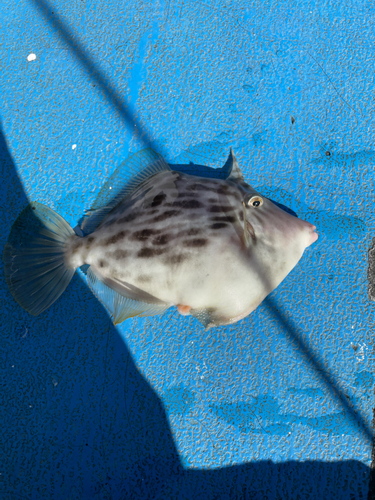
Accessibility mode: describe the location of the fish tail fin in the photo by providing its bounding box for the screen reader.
[3,202,78,316]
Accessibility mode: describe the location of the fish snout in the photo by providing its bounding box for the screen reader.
[305,222,318,246]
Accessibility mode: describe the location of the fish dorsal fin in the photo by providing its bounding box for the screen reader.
[81,148,170,235]
[87,267,170,325]
[224,148,244,182]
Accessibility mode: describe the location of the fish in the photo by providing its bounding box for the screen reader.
[3,148,318,329]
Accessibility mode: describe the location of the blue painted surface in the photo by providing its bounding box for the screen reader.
[1,0,375,498]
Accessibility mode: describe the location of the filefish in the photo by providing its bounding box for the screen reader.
[3,149,318,329]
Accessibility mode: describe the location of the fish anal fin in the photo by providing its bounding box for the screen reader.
[87,267,170,324]
[190,308,217,330]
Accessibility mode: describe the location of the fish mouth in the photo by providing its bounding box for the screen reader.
[307,224,318,245]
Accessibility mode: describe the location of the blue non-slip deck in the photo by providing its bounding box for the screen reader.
[1,0,374,498]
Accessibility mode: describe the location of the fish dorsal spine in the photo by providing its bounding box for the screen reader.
[224,148,245,182]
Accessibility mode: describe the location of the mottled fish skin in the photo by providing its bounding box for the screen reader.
[65,164,318,328]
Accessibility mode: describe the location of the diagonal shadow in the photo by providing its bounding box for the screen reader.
[0,118,372,499]
[265,296,374,442]
[29,0,163,156]
[30,0,375,447]
[5,0,373,496]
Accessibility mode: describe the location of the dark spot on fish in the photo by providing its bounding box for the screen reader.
[109,249,129,260]
[211,222,228,230]
[104,231,127,245]
[138,274,152,283]
[71,240,82,252]
[291,116,295,124]
[208,197,217,203]
[217,184,229,192]
[169,254,187,265]
[209,205,234,213]
[186,228,201,236]
[138,247,166,258]
[132,228,160,241]
[151,193,167,207]
[86,236,95,247]
[98,259,107,268]
[172,199,204,209]
[212,215,236,223]
[184,238,208,247]
[325,151,331,157]
[152,234,171,245]
[152,210,181,223]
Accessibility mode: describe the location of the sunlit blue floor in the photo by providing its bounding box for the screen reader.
[1,0,375,498]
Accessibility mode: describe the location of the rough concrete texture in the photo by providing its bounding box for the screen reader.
[1,0,375,498]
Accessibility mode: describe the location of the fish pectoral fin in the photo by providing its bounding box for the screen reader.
[87,267,170,324]
[241,202,255,248]
[81,148,170,235]
[242,220,256,248]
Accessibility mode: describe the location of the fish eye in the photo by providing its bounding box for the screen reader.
[247,195,263,208]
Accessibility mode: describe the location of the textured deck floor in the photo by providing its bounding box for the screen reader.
[1,0,375,498]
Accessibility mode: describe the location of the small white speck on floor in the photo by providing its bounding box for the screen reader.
[72,144,77,150]
[27,53,36,62]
